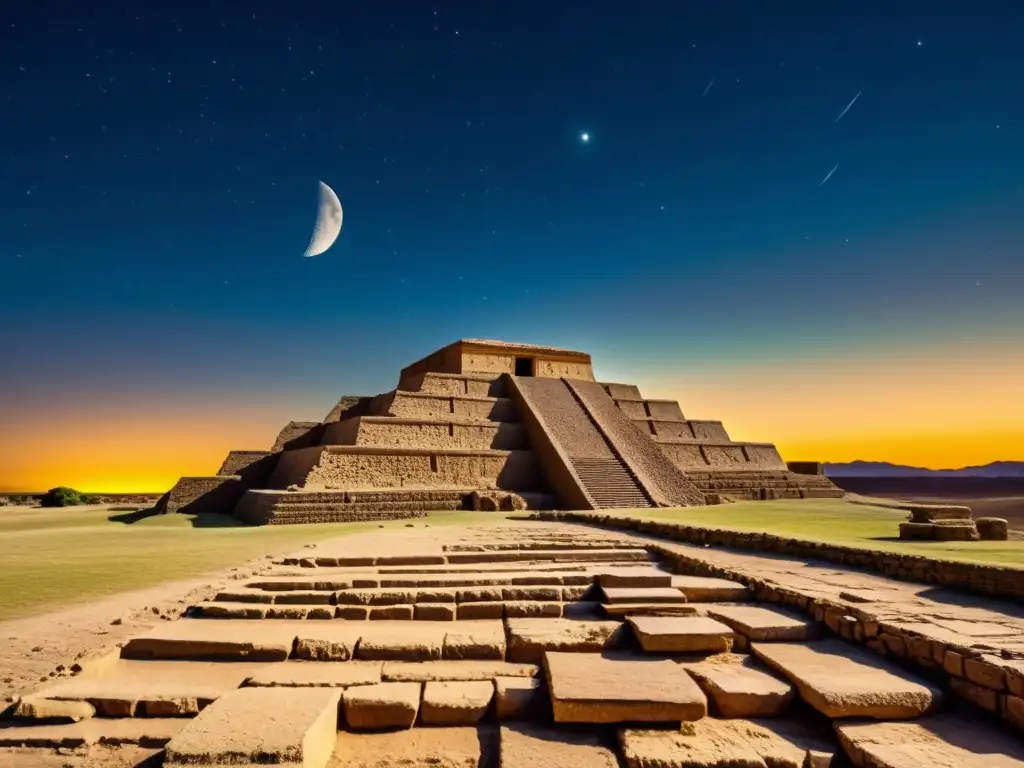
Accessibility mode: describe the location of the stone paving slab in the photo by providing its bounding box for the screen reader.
[544,652,707,723]
[120,620,298,661]
[595,568,673,588]
[420,681,494,725]
[329,727,491,768]
[620,718,837,768]
[500,724,618,768]
[627,615,736,653]
[505,619,627,663]
[244,662,383,688]
[164,687,340,768]
[381,661,538,682]
[706,604,819,641]
[681,654,795,718]
[836,714,1024,767]
[752,639,942,719]
[342,683,421,731]
[670,575,751,602]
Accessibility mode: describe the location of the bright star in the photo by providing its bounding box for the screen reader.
[580,133,590,143]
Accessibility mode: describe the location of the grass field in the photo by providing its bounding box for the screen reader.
[0,506,509,622]
[614,498,1024,567]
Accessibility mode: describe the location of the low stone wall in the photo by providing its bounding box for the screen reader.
[535,511,1024,599]
[534,511,1024,735]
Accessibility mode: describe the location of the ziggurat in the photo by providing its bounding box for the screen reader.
[158,339,841,523]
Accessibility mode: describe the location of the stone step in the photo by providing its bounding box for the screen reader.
[835,714,1024,768]
[290,548,650,568]
[600,586,687,604]
[751,639,943,719]
[380,661,539,683]
[20,678,225,718]
[601,602,697,618]
[332,727,497,767]
[544,652,706,724]
[620,718,838,768]
[245,662,383,689]
[505,618,629,663]
[343,682,421,730]
[670,575,751,602]
[421,680,493,725]
[680,653,796,718]
[0,718,186,749]
[121,620,300,661]
[626,615,737,653]
[501,725,619,768]
[706,604,820,642]
[163,687,340,768]
[193,599,600,621]
[248,565,666,591]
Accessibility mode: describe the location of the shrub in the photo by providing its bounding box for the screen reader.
[39,487,98,507]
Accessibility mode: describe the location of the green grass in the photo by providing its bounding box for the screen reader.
[0,506,510,622]
[611,499,1024,567]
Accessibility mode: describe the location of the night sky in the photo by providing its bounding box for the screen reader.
[2,1,1023,491]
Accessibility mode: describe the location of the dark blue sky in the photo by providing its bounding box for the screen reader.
[2,2,1024,487]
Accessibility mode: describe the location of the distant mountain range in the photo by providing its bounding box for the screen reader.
[824,461,1024,478]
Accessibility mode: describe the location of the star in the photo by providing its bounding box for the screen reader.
[580,132,590,143]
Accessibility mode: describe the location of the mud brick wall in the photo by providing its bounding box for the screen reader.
[536,511,1024,735]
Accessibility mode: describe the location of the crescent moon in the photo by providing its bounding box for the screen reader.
[304,180,343,257]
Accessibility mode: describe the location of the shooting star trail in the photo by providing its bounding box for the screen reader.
[701,76,716,97]
[819,163,839,187]
[835,90,862,123]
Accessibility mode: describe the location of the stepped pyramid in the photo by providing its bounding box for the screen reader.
[157,339,841,523]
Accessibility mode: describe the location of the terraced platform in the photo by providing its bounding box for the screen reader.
[3,521,1021,768]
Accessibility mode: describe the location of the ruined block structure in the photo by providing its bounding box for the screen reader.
[157,340,841,523]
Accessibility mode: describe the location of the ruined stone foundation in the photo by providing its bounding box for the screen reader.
[156,339,841,523]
